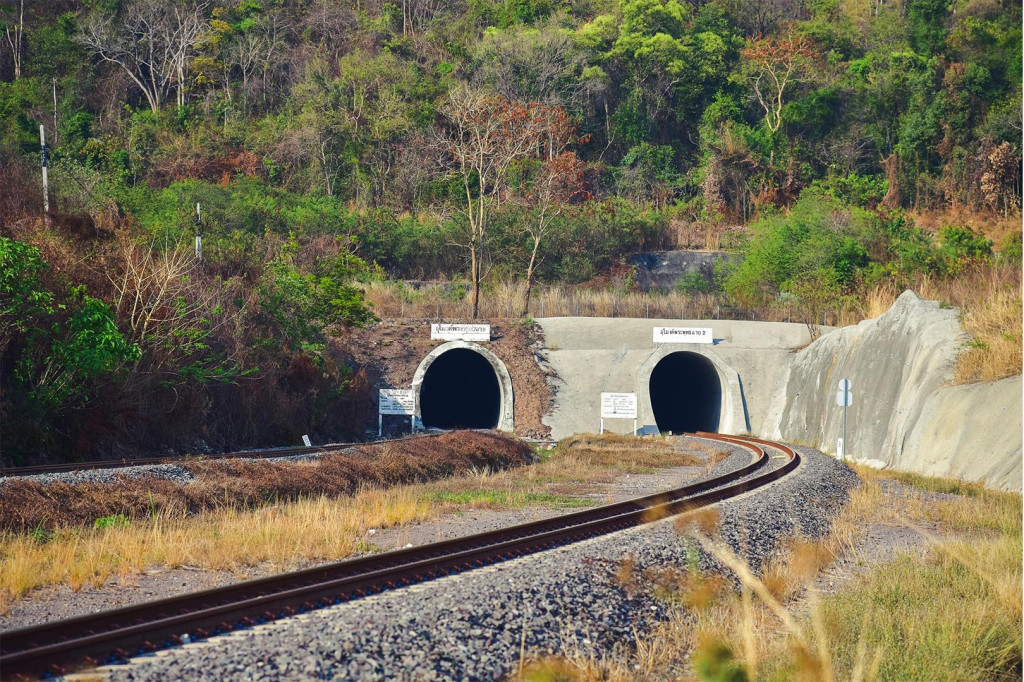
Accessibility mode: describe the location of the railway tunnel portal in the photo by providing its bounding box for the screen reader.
[648,351,722,433]
[412,341,515,432]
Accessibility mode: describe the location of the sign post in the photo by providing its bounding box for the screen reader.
[379,388,416,437]
[835,378,852,459]
[600,392,638,436]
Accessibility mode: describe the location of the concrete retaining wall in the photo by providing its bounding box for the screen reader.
[760,291,1022,492]
[630,251,739,292]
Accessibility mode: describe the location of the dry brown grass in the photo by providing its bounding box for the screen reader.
[552,434,710,469]
[362,280,816,324]
[935,268,1023,384]
[0,488,433,614]
[860,263,1021,383]
[0,431,533,531]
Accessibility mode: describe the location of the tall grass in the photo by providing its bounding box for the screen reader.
[0,489,433,614]
[361,280,848,325]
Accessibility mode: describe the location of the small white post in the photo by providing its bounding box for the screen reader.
[379,413,383,438]
[633,418,637,436]
[600,418,604,435]
[39,125,50,215]
[410,415,414,432]
[194,203,203,261]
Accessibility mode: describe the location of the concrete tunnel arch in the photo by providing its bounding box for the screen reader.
[636,347,748,435]
[412,340,514,432]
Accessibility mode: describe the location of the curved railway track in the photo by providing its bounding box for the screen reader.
[0,433,799,681]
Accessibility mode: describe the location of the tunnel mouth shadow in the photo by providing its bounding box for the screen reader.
[420,348,501,429]
[649,351,722,434]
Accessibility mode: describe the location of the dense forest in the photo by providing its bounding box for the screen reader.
[0,0,1020,463]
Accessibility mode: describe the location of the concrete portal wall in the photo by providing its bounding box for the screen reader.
[537,317,819,439]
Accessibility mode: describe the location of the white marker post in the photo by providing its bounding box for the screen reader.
[379,388,416,437]
[836,378,852,459]
[600,392,638,436]
[195,203,203,261]
[40,125,50,217]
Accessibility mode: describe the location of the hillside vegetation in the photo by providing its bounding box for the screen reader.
[0,0,1020,463]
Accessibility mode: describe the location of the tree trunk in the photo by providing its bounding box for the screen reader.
[881,152,901,209]
[520,235,541,318]
[471,239,480,318]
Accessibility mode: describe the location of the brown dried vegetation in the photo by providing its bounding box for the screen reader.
[0,431,533,531]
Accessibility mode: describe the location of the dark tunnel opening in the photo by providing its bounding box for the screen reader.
[420,348,501,429]
[649,352,722,434]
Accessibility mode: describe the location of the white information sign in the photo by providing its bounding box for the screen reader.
[379,389,416,415]
[601,392,638,419]
[836,378,852,406]
[302,435,312,447]
[431,323,491,342]
[653,327,713,344]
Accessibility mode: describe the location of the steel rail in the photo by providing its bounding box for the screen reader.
[0,433,560,478]
[0,434,798,680]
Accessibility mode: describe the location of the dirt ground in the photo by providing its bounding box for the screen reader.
[348,320,552,439]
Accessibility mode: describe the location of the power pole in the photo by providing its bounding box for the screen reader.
[194,203,203,261]
[40,125,50,218]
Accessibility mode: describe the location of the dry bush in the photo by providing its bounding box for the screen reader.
[0,431,533,531]
[930,265,1024,384]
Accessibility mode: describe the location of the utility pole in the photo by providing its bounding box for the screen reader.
[40,125,50,219]
[194,203,203,261]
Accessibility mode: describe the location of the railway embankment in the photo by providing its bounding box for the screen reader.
[763,291,1022,492]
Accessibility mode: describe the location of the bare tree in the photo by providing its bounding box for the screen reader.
[1,0,24,79]
[517,151,590,316]
[80,0,208,112]
[741,26,819,134]
[435,85,544,318]
[228,13,286,111]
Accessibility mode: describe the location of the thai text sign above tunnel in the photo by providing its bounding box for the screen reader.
[653,327,713,344]
[431,324,491,341]
[601,392,638,419]
[379,389,416,415]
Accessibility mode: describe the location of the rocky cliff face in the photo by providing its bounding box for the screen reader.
[762,291,1022,491]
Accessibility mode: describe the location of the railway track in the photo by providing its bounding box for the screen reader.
[0,433,558,478]
[0,433,799,680]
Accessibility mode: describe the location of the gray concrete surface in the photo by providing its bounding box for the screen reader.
[630,250,739,291]
[535,295,1022,492]
[902,374,1021,488]
[761,291,1021,492]
[536,317,818,439]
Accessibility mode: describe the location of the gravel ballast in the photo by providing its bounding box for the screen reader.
[103,442,859,681]
[0,453,331,489]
